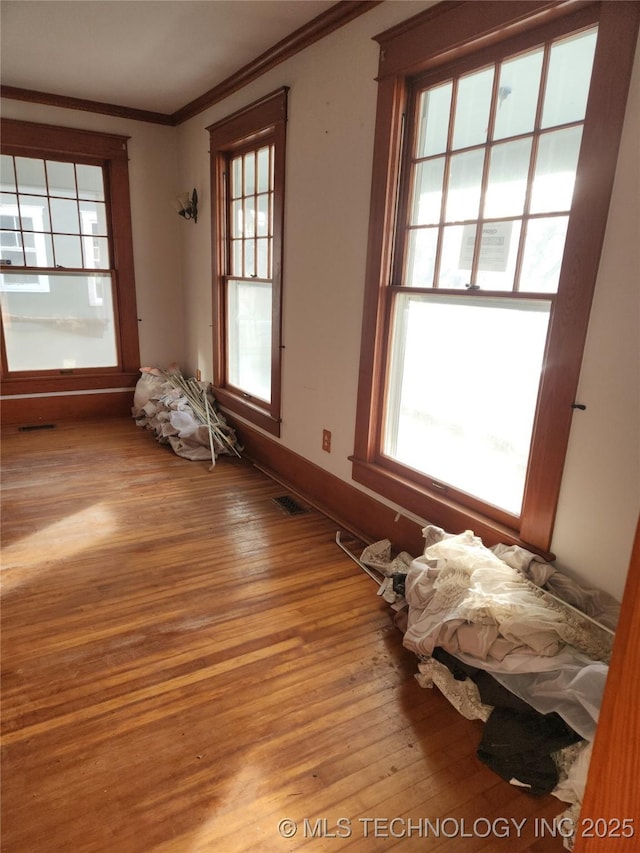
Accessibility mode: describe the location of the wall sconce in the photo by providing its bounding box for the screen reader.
[175,189,198,223]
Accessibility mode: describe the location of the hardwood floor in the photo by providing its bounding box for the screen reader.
[1,419,567,852]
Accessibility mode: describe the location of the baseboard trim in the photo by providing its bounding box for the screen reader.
[230,418,428,557]
[1,389,133,426]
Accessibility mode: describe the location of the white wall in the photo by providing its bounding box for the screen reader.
[2,2,638,599]
[551,41,640,600]
[0,100,185,370]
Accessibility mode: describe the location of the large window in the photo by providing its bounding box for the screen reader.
[208,88,287,437]
[353,2,639,552]
[0,120,139,392]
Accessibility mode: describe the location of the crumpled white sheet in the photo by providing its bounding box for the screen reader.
[401,527,613,741]
[492,543,620,631]
[403,530,612,664]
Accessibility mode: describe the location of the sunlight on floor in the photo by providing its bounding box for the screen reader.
[186,757,281,852]
[1,502,117,592]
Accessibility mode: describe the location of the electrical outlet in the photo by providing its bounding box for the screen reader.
[196,369,202,381]
[322,429,332,453]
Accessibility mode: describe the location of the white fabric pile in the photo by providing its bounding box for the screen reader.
[132,367,241,462]
[403,529,613,664]
[370,524,620,851]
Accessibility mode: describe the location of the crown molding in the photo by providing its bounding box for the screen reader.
[172,0,381,124]
[0,1,381,127]
[0,85,176,126]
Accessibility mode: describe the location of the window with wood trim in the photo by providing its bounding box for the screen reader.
[352,2,639,553]
[0,120,139,392]
[208,88,287,437]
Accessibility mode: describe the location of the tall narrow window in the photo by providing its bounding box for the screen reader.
[227,143,274,401]
[0,120,139,392]
[208,88,287,437]
[353,2,639,552]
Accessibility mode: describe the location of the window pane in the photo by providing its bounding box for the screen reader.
[82,236,109,270]
[232,158,242,199]
[244,240,255,277]
[256,194,269,237]
[244,153,255,195]
[530,126,582,214]
[50,197,80,234]
[445,148,484,222]
[411,158,445,225]
[383,293,550,513]
[1,231,24,266]
[1,192,18,220]
[494,48,544,140]
[227,278,272,401]
[15,157,46,194]
[542,28,598,128]
[18,196,51,232]
[439,224,474,289]
[53,234,82,267]
[484,138,532,218]
[29,233,54,267]
[459,222,521,288]
[0,272,118,369]
[519,216,569,293]
[231,200,243,238]
[475,220,522,290]
[244,198,256,238]
[406,227,438,287]
[1,156,16,192]
[79,201,107,236]
[231,239,243,276]
[416,82,452,157]
[76,164,105,201]
[452,67,494,150]
[46,161,76,197]
[256,238,269,278]
[257,146,270,193]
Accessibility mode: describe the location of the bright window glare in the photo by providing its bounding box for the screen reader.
[384,294,550,514]
[227,279,272,402]
[0,272,118,370]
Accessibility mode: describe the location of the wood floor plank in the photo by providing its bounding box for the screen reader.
[1,419,568,852]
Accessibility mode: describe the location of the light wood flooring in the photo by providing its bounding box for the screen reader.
[1,419,567,852]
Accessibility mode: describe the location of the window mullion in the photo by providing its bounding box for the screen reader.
[513,42,553,293]
[469,63,500,288]
[391,110,409,286]
[434,78,459,289]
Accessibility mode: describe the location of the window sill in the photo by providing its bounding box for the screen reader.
[213,386,281,438]
[1,371,140,396]
[350,455,555,561]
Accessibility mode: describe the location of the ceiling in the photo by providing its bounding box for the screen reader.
[0,0,341,117]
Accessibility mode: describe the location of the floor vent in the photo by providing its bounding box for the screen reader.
[271,495,309,516]
[19,423,56,432]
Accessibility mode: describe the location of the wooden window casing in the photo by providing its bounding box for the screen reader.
[351,1,639,553]
[208,88,287,437]
[0,119,139,395]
